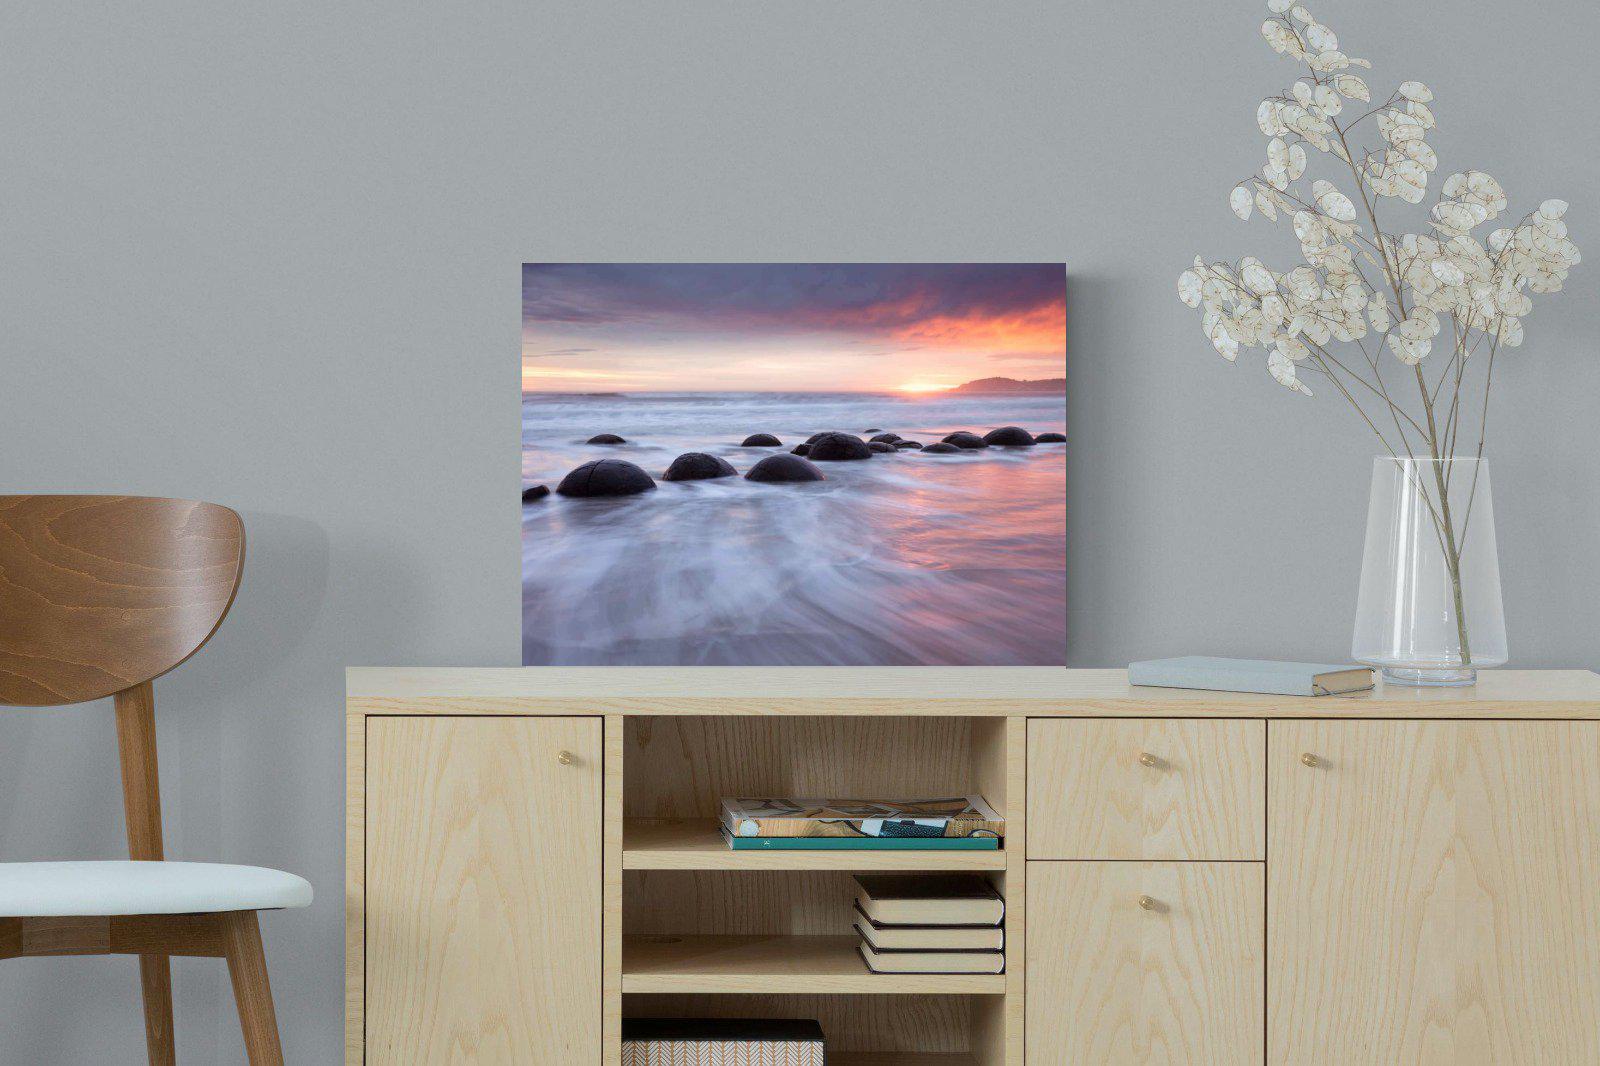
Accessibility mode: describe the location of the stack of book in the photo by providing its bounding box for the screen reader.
[622,1018,824,1065]
[852,874,1005,974]
[719,796,1003,851]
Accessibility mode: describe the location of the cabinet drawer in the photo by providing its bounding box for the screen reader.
[1028,719,1265,860]
[1028,860,1265,1065]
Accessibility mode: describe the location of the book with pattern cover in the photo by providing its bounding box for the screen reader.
[622,1018,824,1065]
[718,825,998,851]
[720,796,1003,842]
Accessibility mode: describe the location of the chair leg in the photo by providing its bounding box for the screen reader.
[137,954,177,1065]
[220,912,283,1066]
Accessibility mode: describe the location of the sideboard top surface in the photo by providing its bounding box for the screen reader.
[346,667,1600,719]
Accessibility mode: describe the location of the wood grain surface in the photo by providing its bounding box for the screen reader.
[1028,719,1265,860]
[364,716,603,1064]
[1028,860,1264,1064]
[0,495,243,705]
[348,666,1600,718]
[1268,720,1600,1064]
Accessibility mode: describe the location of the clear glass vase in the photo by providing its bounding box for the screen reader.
[1352,457,1507,686]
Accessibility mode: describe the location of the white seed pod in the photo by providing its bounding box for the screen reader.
[1231,186,1255,221]
[1268,136,1289,169]
[1242,259,1278,294]
[1254,185,1279,221]
[1287,143,1307,179]
[1540,199,1569,220]
[1398,80,1433,103]
[1313,84,1342,116]
[1320,189,1357,221]
[1386,333,1432,364]
[1209,318,1240,361]
[1268,348,1313,394]
[1258,100,1287,136]
[1431,259,1466,287]
[1178,270,1203,308]
[1334,73,1369,101]
[1303,21,1337,51]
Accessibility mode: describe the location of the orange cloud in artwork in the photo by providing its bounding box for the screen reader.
[522,264,1065,393]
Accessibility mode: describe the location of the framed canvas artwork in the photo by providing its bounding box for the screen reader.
[521,263,1065,665]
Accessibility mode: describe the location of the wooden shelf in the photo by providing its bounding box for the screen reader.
[621,934,1006,995]
[623,819,1007,871]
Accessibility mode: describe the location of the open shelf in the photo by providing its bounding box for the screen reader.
[621,933,1007,995]
[624,818,1008,871]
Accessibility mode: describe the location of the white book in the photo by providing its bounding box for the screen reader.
[1129,656,1374,697]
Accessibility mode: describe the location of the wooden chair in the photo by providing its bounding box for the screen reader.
[0,496,311,1064]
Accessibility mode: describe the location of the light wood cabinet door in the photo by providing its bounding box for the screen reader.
[365,716,602,1064]
[1028,861,1265,1064]
[1028,719,1265,860]
[1269,720,1600,1065]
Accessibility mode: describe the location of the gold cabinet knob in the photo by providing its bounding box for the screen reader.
[1138,752,1163,769]
[1300,752,1320,768]
[1138,895,1161,912]
[557,750,575,765]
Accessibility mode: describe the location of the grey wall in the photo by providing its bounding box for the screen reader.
[2,0,1595,1060]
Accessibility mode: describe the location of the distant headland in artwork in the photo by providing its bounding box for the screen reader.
[951,376,1066,394]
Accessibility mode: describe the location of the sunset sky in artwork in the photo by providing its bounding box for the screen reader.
[522,264,1065,393]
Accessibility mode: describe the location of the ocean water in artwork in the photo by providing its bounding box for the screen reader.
[521,390,1065,665]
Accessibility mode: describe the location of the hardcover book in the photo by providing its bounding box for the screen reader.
[857,939,1005,975]
[853,904,1005,951]
[720,796,1003,841]
[1128,656,1375,696]
[719,825,998,851]
[622,1018,824,1066]
[852,874,1006,927]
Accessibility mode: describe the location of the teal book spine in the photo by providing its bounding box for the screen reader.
[723,834,999,851]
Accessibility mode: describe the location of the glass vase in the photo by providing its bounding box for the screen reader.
[1352,456,1507,686]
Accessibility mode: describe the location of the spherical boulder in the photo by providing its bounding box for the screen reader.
[556,459,657,497]
[791,444,812,456]
[586,433,627,445]
[863,428,881,433]
[868,441,896,453]
[805,431,840,445]
[942,431,988,449]
[894,440,924,450]
[522,484,550,502]
[869,432,901,444]
[746,454,826,483]
[663,452,738,481]
[740,433,782,447]
[921,442,961,454]
[1035,432,1066,443]
[983,426,1036,447]
[808,432,873,461]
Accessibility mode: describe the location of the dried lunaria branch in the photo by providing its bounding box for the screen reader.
[1177,0,1580,665]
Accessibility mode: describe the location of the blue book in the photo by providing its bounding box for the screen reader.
[1129,656,1374,697]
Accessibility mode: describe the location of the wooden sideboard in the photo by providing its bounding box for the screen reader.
[345,668,1600,1065]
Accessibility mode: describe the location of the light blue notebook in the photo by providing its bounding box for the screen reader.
[1128,656,1375,696]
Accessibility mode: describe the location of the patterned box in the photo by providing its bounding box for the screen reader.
[622,1019,825,1065]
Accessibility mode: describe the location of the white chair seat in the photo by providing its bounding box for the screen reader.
[0,861,313,917]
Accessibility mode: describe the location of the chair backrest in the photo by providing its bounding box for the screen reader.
[0,496,245,706]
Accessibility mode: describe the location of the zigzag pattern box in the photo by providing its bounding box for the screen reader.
[622,1019,825,1065]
